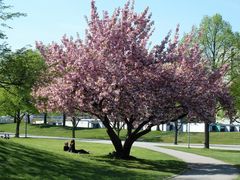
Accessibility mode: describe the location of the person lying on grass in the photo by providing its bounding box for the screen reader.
[64,139,89,154]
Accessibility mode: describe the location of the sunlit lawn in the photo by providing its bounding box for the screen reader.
[0,138,186,180]
[1,123,240,144]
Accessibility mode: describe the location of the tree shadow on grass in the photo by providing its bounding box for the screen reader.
[181,162,240,177]
[0,140,89,179]
[94,155,187,174]
[0,140,185,180]
[32,124,62,129]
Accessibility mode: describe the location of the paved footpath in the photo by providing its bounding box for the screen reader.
[81,139,240,180]
[135,143,239,180]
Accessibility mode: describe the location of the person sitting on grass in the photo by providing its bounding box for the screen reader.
[3,134,10,139]
[63,142,69,151]
[68,139,89,154]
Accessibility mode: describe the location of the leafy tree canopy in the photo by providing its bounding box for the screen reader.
[0,49,46,116]
[33,1,235,159]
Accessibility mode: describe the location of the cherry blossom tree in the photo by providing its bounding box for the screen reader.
[33,1,235,159]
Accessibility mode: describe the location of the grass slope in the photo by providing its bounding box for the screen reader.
[0,138,186,180]
[1,123,240,144]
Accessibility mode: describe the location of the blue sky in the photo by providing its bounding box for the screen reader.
[4,0,240,50]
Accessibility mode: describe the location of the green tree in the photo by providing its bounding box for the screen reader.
[230,44,240,122]
[0,87,37,137]
[193,14,239,148]
[231,76,240,117]
[198,14,237,70]
[0,49,46,137]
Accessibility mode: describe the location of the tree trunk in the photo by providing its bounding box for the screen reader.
[101,116,124,158]
[174,121,178,145]
[15,110,21,138]
[122,137,135,158]
[122,124,152,159]
[72,127,75,138]
[63,113,66,127]
[100,116,153,159]
[156,124,160,131]
[106,126,124,158]
[44,112,47,124]
[204,122,210,148]
[72,117,76,138]
[14,113,17,123]
[27,114,30,124]
[116,121,120,137]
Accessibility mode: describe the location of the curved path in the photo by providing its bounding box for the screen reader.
[135,143,239,180]
[81,139,239,180]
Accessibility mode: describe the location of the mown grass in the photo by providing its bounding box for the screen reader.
[0,123,240,144]
[0,138,186,180]
[165,146,240,179]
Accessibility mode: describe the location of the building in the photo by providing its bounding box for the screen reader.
[153,119,240,132]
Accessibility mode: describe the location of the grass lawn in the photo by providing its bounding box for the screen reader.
[164,146,240,179]
[1,123,240,144]
[0,138,186,180]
